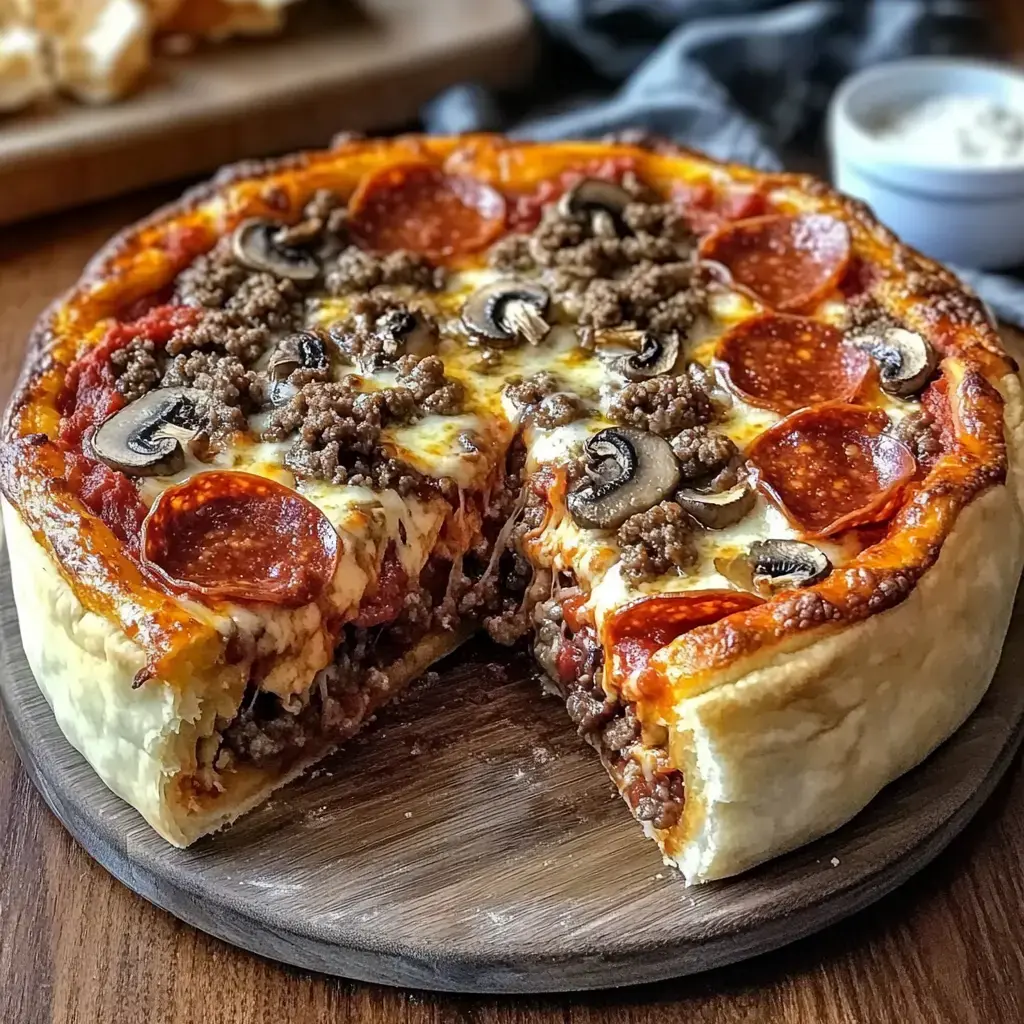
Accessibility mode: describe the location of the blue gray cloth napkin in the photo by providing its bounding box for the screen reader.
[423,0,1024,328]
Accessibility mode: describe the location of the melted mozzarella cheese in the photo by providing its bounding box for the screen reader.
[387,412,498,486]
[130,246,900,698]
[135,436,444,697]
[497,269,879,636]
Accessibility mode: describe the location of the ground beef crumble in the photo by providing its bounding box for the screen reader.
[329,297,437,370]
[110,339,159,401]
[162,351,265,435]
[537,613,685,830]
[165,309,273,363]
[175,241,303,331]
[489,173,707,341]
[534,393,585,428]
[263,353,464,487]
[273,378,406,441]
[504,370,560,410]
[220,626,385,768]
[503,371,586,428]
[227,272,304,331]
[892,409,943,463]
[393,354,464,415]
[617,501,698,583]
[487,233,534,274]
[274,188,349,253]
[671,425,738,483]
[577,262,707,337]
[325,247,444,295]
[608,374,714,436]
[174,247,249,310]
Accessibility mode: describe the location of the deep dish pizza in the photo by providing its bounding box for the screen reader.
[3,134,1022,884]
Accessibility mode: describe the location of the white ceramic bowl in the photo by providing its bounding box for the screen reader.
[828,58,1024,269]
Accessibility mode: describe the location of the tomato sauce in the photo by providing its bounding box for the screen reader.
[506,156,640,233]
[65,451,148,554]
[56,303,201,550]
[57,304,199,447]
[352,545,410,627]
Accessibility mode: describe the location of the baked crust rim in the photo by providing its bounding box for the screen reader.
[0,132,1016,685]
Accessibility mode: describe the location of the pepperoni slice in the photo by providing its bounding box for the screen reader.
[607,590,763,677]
[715,313,872,413]
[747,403,916,537]
[699,213,851,312]
[348,163,506,258]
[674,182,769,234]
[141,471,339,606]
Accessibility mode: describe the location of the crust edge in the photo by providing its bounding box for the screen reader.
[3,134,1014,678]
[3,496,468,846]
[661,372,1024,882]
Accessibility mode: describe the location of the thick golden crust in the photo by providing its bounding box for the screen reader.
[4,495,469,845]
[664,372,1024,880]
[3,497,242,844]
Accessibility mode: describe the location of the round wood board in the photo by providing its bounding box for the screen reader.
[1,557,1022,994]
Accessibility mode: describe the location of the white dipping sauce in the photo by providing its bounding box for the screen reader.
[873,94,1024,166]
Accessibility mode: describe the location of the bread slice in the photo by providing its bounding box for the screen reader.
[0,19,52,111]
[29,0,153,103]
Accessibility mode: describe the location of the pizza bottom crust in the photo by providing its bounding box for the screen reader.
[2,498,468,846]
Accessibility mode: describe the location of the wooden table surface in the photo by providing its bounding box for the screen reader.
[1,189,1023,1024]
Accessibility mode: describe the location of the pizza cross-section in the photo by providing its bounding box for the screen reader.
[3,135,1022,883]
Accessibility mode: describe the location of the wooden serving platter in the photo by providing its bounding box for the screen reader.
[1,556,1022,993]
[0,0,533,226]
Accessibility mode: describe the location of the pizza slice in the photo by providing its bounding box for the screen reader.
[3,135,1021,881]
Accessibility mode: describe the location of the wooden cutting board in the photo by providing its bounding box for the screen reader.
[0,0,532,226]
[1,555,1022,994]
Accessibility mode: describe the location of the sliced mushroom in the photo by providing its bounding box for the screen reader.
[676,482,756,529]
[612,331,681,381]
[847,327,937,397]
[91,387,205,476]
[461,280,551,347]
[715,539,831,598]
[268,331,328,381]
[568,427,681,530]
[232,219,320,281]
[267,380,298,408]
[376,309,436,360]
[558,179,632,237]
